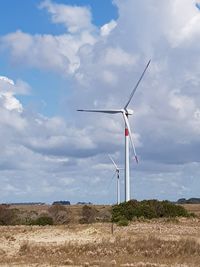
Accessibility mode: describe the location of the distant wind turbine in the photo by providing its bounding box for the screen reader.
[108,155,123,205]
[78,60,151,202]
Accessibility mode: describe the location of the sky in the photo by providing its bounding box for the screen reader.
[0,0,200,204]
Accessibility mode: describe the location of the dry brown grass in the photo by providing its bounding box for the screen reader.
[0,218,200,266]
[8,234,200,266]
[0,204,200,266]
[181,204,200,216]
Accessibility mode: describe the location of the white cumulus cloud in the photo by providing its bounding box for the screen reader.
[39,0,93,33]
[1,0,200,203]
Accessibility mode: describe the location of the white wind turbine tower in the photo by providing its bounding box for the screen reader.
[78,60,151,202]
[108,155,123,205]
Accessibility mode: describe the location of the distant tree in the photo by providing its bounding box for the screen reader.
[177,198,200,204]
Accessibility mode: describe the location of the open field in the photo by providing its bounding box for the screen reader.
[1,218,200,266]
[0,204,200,266]
[181,204,200,216]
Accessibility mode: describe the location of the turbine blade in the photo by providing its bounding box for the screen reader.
[124,59,151,109]
[77,109,122,114]
[107,171,117,190]
[108,154,118,169]
[122,112,138,163]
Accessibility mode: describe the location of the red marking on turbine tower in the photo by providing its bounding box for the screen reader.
[125,128,129,136]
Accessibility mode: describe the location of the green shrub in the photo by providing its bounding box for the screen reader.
[30,216,53,226]
[117,216,129,226]
[112,199,191,223]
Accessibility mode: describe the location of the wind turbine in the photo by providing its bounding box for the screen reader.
[78,60,151,202]
[108,155,123,205]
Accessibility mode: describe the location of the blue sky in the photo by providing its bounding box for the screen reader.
[0,0,200,204]
[0,0,118,117]
[0,0,118,34]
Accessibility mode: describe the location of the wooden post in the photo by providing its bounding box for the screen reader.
[111,223,114,234]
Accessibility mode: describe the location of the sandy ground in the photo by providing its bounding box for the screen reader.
[1,218,200,266]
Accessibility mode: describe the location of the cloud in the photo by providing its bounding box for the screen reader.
[0,0,101,76]
[0,75,25,114]
[0,0,200,202]
[39,0,93,33]
[0,28,98,75]
[100,20,117,36]
[165,0,200,47]
[103,47,136,67]
[0,74,108,202]
[0,76,14,85]
[0,2,117,77]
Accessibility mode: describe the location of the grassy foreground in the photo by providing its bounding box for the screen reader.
[1,217,200,266]
[0,202,199,266]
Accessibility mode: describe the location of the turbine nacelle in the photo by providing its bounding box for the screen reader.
[124,108,134,116]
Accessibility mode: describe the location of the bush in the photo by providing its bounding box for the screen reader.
[96,209,112,222]
[112,199,191,223]
[30,216,53,226]
[79,205,98,224]
[48,204,71,224]
[0,205,18,225]
[48,204,67,214]
[117,216,129,226]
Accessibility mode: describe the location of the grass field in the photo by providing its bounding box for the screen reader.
[0,204,200,266]
[182,204,200,216]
